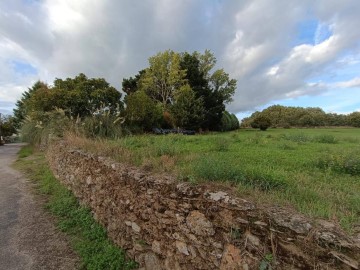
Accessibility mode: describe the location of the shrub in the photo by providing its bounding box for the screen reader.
[317,151,360,176]
[82,114,124,139]
[251,115,271,131]
[21,108,71,145]
[313,134,338,144]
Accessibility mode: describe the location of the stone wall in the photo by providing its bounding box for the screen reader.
[47,141,360,270]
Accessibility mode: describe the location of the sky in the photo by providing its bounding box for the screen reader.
[1,0,360,119]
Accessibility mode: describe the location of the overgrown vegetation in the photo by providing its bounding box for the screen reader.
[65,128,360,231]
[15,147,137,270]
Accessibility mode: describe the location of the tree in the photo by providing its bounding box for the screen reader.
[124,91,162,131]
[251,115,271,131]
[139,50,187,106]
[348,112,360,127]
[0,115,17,136]
[180,51,236,130]
[52,73,122,117]
[170,85,205,130]
[13,81,48,129]
[220,111,240,131]
[122,69,145,95]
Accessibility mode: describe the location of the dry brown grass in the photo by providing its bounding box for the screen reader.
[64,132,135,165]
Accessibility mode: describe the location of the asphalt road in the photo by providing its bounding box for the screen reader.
[0,144,79,270]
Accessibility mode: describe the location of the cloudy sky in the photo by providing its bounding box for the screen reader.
[1,0,360,118]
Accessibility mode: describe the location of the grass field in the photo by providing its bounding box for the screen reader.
[67,128,360,231]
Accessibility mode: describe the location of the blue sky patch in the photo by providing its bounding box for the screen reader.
[10,60,37,76]
[295,19,318,45]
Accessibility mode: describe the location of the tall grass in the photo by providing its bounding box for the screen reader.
[317,151,360,176]
[192,155,287,191]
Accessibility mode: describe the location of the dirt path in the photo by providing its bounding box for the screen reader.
[0,144,79,270]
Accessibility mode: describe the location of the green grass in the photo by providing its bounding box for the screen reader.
[17,145,33,158]
[15,147,137,270]
[72,128,360,231]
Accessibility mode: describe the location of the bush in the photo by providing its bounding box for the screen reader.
[317,151,360,176]
[313,134,338,144]
[251,115,271,131]
[21,109,71,145]
[82,114,124,139]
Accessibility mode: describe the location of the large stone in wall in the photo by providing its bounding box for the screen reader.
[186,210,215,237]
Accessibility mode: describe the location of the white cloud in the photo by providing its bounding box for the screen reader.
[334,77,360,88]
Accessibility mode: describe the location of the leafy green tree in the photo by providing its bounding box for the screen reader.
[348,112,360,127]
[139,50,187,106]
[0,115,17,136]
[52,73,122,117]
[251,115,271,131]
[170,85,205,130]
[230,113,240,130]
[180,51,236,130]
[122,70,145,95]
[13,81,48,129]
[124,91,162,131]
[220,111,239,131]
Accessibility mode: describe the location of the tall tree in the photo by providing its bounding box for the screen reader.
[13,81,48,129]
[139,50,187,106]
[51,73,122,117]
[180,51,236,130]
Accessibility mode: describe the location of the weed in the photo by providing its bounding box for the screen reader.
[317,151,360,176]
[282,132,311,143]
[248,133,264,144]
[313,134,338,144]
[213,136,231,151]
[230,227,242,239]
[151,139,178,157]
[278,143,296,150]
[259,253,274,270]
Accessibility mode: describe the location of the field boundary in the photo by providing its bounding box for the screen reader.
[46,139,360,269]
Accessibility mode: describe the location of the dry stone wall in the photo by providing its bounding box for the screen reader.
[47,141,360,270]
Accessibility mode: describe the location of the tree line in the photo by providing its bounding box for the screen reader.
[241,105,360,130]
[11,50,239,141]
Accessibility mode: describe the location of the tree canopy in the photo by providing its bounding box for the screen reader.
[241,105,358,129]
[13,74,123,127]
[122,50,237,131]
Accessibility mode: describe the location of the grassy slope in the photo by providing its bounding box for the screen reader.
[15,145,137,270]
[68,128,359,231]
